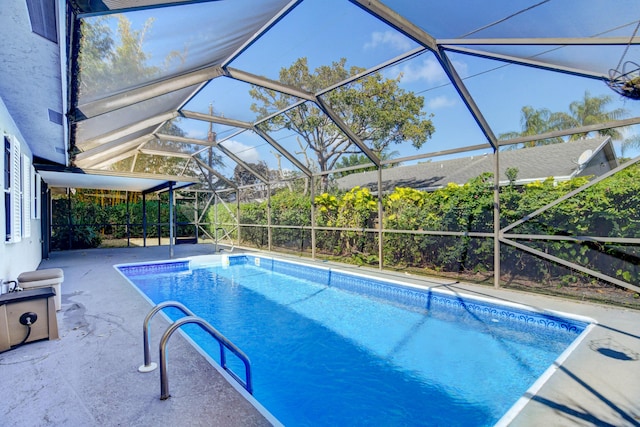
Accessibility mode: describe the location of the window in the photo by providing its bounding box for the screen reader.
[26,0,57,43]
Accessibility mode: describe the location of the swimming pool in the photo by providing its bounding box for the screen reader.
[117,254,594,426]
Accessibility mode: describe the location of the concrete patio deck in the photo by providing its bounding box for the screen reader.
[1,245,639,426]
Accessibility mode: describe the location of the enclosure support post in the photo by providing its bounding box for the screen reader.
[169,183,174,259]
[126,191,131,247]
[377,166,383,270]
[194,192,199,243]
[493,147,501,288]
[67,188,72,250]
[142,194,147,247]
[310,176,316,260]
[157,195,161,246]
[267,184,272,252]
[236,190,241,247]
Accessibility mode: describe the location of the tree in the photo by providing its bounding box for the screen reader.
[78,16,220,177]
[233,161,269,186]
[77,17,115,98]
[333,147,399,178]
[621,134,640,159]
[78,15,160,98]
[499,92,629,148]
[110,119,224,176]
[250,58,435,189]
[333,154,376,177]
[550,91,627,141]
[498,106,564,147]
[233,161,270,202]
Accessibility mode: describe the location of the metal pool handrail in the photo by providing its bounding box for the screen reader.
[138,301,253,399]
[139,300,196,372]
[159,316,253,399]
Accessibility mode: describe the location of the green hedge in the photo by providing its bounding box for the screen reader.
[51,197,192,250]
[224,165,639,287]
[52,164,640,290]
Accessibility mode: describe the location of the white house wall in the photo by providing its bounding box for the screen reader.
[0,97,42,284]
[0,0,66,165]
[0,0,67,284]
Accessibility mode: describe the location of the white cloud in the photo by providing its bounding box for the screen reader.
[364,31,413,52]
[384,58,445,84]
[221,139,261,164]
[428,96,456,110]
[385,58,469,85]
[185,129,205,139]
[450,60,469,79]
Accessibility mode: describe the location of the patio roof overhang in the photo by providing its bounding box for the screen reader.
[35,164,197,193]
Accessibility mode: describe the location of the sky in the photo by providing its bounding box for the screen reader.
[89,0,640,177]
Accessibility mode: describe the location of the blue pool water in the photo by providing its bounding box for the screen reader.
[118,255,590,426]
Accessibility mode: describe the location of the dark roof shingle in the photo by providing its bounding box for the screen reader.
[336,137,613,192]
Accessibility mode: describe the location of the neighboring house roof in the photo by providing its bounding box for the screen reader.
[336,137,617,193]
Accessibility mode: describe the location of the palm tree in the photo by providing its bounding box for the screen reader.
[498,106,564,147]
[332,147,400,178]
[550,91,627,141]
[621,134,640,158]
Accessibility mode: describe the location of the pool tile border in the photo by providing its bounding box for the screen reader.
[242,254,589,335]
[117,260,190,276]
[116,254,590,336]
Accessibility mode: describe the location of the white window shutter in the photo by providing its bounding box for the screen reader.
[22,155,31,238]
[11,138,21,243]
